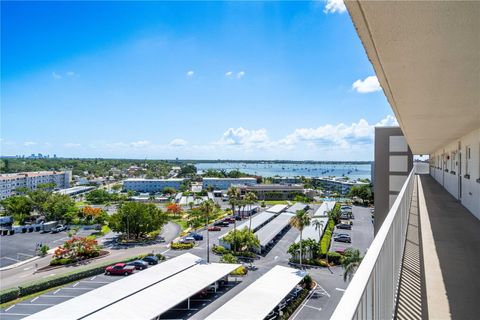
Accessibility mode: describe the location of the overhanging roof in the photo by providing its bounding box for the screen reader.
[346,1,480,154]
[205,266,306,320]
[84,262,240,320]
[256,213,293,247]
[25,253,201,320]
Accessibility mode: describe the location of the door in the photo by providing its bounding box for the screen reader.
[458,151,462,200]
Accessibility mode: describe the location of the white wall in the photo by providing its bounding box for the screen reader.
[430,128,480,220]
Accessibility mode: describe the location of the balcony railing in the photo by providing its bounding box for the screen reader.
[331,168,415,320]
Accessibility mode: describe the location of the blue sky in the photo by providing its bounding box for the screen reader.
[1,1,397,161]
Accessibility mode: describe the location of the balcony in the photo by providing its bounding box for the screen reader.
[332,168,480,319]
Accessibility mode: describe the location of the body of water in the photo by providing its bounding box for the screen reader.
[195,162,371,180]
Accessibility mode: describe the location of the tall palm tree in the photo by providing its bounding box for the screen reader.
[200,200,215,263]
[227,187,240,252]
[245,192,258,231]
[342,249,363,282]
[289,209,311,268]
[312,220,324,243]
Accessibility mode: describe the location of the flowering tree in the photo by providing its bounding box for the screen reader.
[166,203,183,217]
[54,236,100,261]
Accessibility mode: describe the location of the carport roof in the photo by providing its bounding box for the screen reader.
[84,262,240,320]
[24,253,201,320]
[266,204,288,214]
[206,266,306,320]
[219,211,275,239]
[256,213,293,247]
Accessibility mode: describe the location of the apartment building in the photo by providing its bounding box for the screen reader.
[234,183,304,201]
[313,177,369,195]
[123,178,185,193]
[332,2,480,320]
[0,171,72,200]
[202,177,257,190]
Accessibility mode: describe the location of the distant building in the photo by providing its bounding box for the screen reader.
[313,177,369,195]
[235,184,304,200]
[123,178,185,193]
[271,176,302,184]
[0,171,72,200]
[202,177,257,190]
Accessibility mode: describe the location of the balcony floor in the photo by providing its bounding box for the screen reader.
[397,174,480,320]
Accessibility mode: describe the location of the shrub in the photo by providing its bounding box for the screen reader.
[279,288,309,320]
[302,274,313,289]
[230,266,248,276]
[212,245,230,255]
[0,287,20,304]
[170,242,194,250]
[327,252,342,265]
[155,253,166,261]
[50,258,74,266]
[40,245,49,256]
[232,251,256,258]
[220,253,238,264]
[319,219,335,255]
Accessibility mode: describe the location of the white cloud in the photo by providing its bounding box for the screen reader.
[24,141,37,146]
[324,0,346,14]
[186,70,195,78]
[169,138,187,147]
[352,76,382,93]
[225,71,233,78]
[66,71,77,77]
[237,71,245,79]
[52,72,62,80]
[130,140,150,148]
[64,143,81,148]
[375,114,399,127]
[217,127,270,147]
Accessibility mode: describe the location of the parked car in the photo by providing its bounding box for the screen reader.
[234,215,242,221]
[335,248,347,255]
[105,263,136,275]
[142,255,159,265]
[51,224,68,233]
[336,223,352,230]
[189,232,203,240]
[126,260,149,270]
[341,206,352,211]
[223,217,236,223]
[334,234,352,243]
[180,236,196,244]
[208,226,221,231]
[213,221,229,227]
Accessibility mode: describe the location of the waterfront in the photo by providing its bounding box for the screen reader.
[195,161,371,180]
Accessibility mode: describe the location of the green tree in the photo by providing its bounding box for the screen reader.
[86,189,112,204]
[290,209,311,268]
[227,187,241,251]
[342,248,363,282]
[220,253,238,264]
[1,196,33,224]
[28,188,51,216]
[222,227,260,252]
[109,202,167,239]
[348,185,373,202]
[245,192,258,231]
[111,184,122,192]
[43,193,76,223]
[163,187,176,195]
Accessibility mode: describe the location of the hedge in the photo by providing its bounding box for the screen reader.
[327,251,343,265]
[319,218,335,255]
[212,245,256,258]
[0,254,148,304]
[279,288,309,320]
[230,266,248,276]
[170,242,194,250]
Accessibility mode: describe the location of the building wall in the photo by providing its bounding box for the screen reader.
[430,128,480,219]
[374,127,413,234]
[0,171,71,200]
[123,179,184,193]
[202,178,257,190]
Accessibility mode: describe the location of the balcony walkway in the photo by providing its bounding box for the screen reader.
[397,174,480,320]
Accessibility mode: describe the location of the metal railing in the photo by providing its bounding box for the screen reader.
[331,168,415,320]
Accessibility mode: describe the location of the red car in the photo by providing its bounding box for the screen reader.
[223,217,236,223]
[105,263,136,276]
[208,226,221,231]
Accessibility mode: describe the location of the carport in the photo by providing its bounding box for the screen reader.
[218,211,276,249]
[83,262,240,320]
[255,213,294,253]
[205,265,306,320]
[266,204,288,214]
[285,203,309,214]
[24,253,201,320]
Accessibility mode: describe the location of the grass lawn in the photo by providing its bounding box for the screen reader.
[263,200,292,205]
[171,218,189,231]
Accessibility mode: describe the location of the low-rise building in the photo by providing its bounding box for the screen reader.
[0,171,71,200]
[271,176,302,184]
[202,177,257,190]
[313,176,369,195]
[235,184,305,200]
[123,178,185,193]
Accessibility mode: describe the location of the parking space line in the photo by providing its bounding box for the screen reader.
[303,305,322,311]
[90,276,97,281]
[82,281,109,284]
[72,282,79,287]
[17,303,55,306]
[2,256,20,262]
[5,305,16,312]
[60,287,91,290]
[42,295,76,298]
[31,297,39,302]
[53,289,61,294]
[335,288,346,292]
[0,313,30,316]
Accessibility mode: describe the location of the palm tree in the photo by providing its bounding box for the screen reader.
[342,249,363,282]
[188,201,194,211]
[245,192,258,231]
[200,200,215,263]
[227,187,240,252]
[312,219,324,242]
[289,209,311,268]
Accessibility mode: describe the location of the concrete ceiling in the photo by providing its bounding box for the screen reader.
[346,1,480,154]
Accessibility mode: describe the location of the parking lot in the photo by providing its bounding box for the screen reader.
[0,273,122,320]
[0,229,95,268]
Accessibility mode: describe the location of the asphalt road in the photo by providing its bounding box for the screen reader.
[0,229,95,268]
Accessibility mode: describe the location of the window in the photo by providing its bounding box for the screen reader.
[450,152,456,172]
[465,145,471,179]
